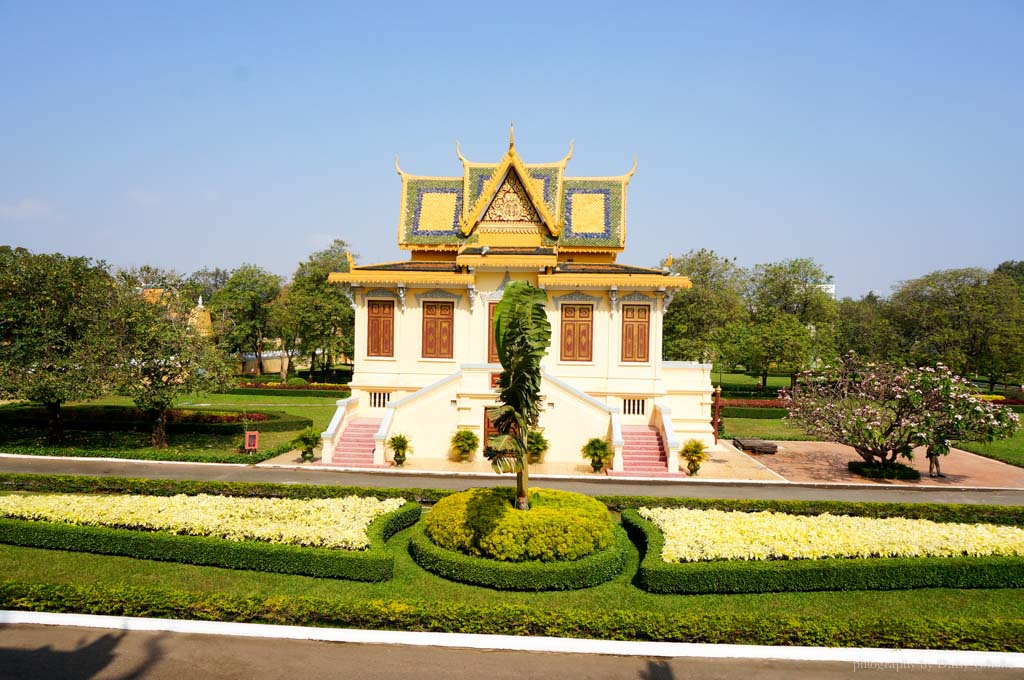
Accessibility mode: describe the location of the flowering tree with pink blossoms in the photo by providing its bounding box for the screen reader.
[783,354,1019,468]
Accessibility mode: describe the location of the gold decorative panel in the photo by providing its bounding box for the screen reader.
[481,171,541,224]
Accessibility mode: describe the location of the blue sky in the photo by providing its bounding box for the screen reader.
[1,1,1021,297]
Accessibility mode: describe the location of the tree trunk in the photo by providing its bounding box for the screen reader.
[790,373,797,391]
[515,430,530,510]
[516,464,529,510]
[279,340,290,382]
[989,376,997,393]
[150,409,168,449]
[44,401,64,445]
[761,369,768,391]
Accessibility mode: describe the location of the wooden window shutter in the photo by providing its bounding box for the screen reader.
[422,301,454,359]
[621,304,650,362]
[561,304,593,362]
[488,302,499,363]
[367,300,394,358]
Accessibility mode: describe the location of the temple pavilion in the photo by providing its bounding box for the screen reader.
[324,129,715,475]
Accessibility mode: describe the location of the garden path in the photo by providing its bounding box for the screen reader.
[746,441,1024,489]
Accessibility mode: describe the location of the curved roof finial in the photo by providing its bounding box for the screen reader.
[394,154,404,176]
[455,141,467,163]
[625,156,638,180]
[509,121,515,150]
[560,139,574,164]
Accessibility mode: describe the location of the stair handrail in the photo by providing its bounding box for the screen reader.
[373,371,463,465]
[320,396,359,463]
[653,400,682,473]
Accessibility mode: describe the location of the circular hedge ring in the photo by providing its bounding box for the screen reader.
[409,521,630,591]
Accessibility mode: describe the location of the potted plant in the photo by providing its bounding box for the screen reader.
[581,437,612,473]
[388,433,411,467]
[682,438,709,476]
[527,430,549,464]
[450,429,479,462]
[290,427,321,462]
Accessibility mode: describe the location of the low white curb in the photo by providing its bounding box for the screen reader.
[2,611,1022,667]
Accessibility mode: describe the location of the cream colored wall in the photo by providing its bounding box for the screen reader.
[662,361,717,448]
[348,276,715,459]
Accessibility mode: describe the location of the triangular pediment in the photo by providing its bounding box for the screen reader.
[480,170,541,224]
[459,146,561,237]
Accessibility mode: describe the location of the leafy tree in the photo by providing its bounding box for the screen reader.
[977,272,1024,390]
[745,258,837,386]
[746,258,837,325]
[662,249,748,362]
[836,293,903,363]
[484,281,552,511]
[268,284,304,381]
[0,248,117,443]
[888,266,991,374]
[785,354,1019,469]
[210,265,282,374]
[112,270,233,448]
[290,239,354,377]
[995,260,1024,291]
[180,267,230,306]
[744,312,813,389]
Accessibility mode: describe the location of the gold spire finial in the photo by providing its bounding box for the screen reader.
[559,139,574,165]
[626,157,638,180]
[345,251,355,272]
[665,252,673,270]
[509,122,515,149]
[394,155,404,176]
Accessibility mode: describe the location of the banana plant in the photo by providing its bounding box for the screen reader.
[484,280,551,510]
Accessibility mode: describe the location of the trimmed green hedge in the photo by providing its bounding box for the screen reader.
[0,501,420,581]
[623,509,1024,595]
[0,405,312,434]
[849,461,921,480]
[0,441,295,465]
[225,388,350,399]
[597,495,1024,526]
[0,473,453,504]
[720,406,787,419]
[409,522,629,591]
[1,580,1021,650]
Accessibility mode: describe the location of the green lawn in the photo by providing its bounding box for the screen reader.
[957,429,1024,468]
[721,417,812,441]
[0,393,340,463]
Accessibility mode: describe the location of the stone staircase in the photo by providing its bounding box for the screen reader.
[608,425,685,478]
[327,417,388,468]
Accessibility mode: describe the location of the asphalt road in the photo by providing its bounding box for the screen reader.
[2,455,1023,505]
[1,624,1015,680]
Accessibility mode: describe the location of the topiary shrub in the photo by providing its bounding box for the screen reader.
[449,430,479,462]
[286,377,309,386]
[527,430,549,464]
[848,461,921,480]
[682,439,709,476]
[581,438,613,473]
[424,487,613,562]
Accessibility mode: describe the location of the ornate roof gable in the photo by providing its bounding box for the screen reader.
[459,128,560,236]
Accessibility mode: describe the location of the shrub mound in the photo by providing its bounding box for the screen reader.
[848,461,921,480]
[623,509,1024,594]
[410,521,629,591]
[424,487,613,562]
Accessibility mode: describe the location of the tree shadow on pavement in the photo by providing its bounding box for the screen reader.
[0,627,163,680]
[639,659,675,680]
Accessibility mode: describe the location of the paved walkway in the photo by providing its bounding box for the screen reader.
[750,441,1024,488]
[3,454,1024,505]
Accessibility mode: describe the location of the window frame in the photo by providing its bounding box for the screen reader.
[560,303,594,362]
[620,303,651,363]
[366,299,395,358]
[421,300,455,359]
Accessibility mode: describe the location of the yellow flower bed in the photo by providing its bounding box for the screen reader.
[0,493,405,550]
[638,507,1024,563]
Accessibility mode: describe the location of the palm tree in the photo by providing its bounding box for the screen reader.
[485,281,551,510]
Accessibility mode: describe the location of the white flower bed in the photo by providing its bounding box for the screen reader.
[638,507,1024,563]
[0,493,405,550]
